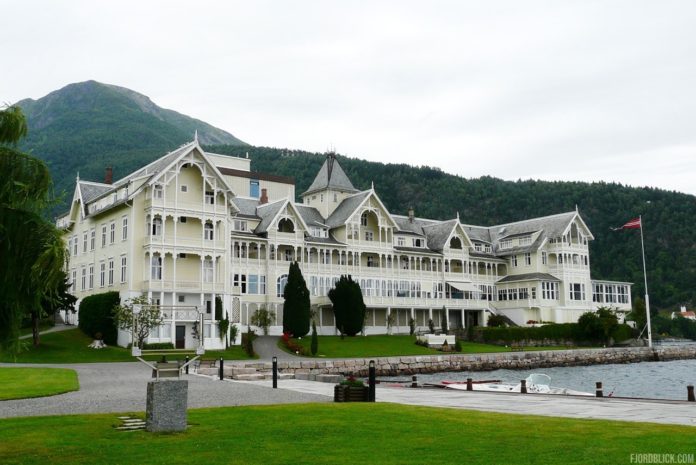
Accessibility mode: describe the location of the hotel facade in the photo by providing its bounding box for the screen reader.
[57,140,632,349]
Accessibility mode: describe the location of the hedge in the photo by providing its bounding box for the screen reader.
[78,291,120,344]
[470,323,634,346]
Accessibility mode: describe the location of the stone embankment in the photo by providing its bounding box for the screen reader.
[203,345,696,378]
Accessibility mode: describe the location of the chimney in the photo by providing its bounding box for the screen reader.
[104,166,113,184]
[260,188,269,205]
[408,206,415,223]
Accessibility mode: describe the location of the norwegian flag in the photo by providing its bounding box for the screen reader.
[612,217,641,230]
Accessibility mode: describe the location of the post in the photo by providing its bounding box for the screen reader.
[520,379,527,394]
[688,385,695,402]
[639,216,653,348]
[466,378,473,391]
[272,356,278,389]
[185,355,189,375]
[411,375,417,388]
[368,360,376,402]
[219,357,224,381]
[596,382,603,398]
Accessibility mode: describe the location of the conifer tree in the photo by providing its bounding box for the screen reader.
[282,262,310,337]
[329,275,366,336]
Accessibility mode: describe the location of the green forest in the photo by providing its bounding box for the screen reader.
[14,81,696,313]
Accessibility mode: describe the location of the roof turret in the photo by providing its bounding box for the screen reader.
[302,152,358,196]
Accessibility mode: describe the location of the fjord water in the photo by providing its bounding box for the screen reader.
[413,355,696,400]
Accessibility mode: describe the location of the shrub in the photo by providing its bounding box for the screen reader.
[454,339,462,352]
[310,321,318,356]
[283,262,310,337]
[229,324,239,345]
[242,327,256,357]
[340,375,364,387]
[142,342,174,350]
[78,291,120,344]
[281,331,309,355]
[441,308,448,334]
[409,317,416,336]
[251,306,275,336]
[428,319,435,334]
[487,314,508,327]
[329,275,366,336]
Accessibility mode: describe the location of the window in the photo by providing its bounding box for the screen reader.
[320,194,324,202]
[485,245,492,253]
[541,281,558,300]
[180,185,188,193]
[82,232,88,253]
[153,185,163,199]
[152,217,162,236]
[592,283,604,303]
[277,274,288,297]
[203,258,214,283]
[72,236,78,256]
[397,237,405,247]
[284,248,292,262]
[618,285,629,304]
[250,180,260,198]
[360,212,368,226]
[320,251,330,265]
[511,255,518,267]
[519,236,532,246]
[233,274,247,293]
[205,190,214,205]
[180,216,187,223]
[542,252,547,265]
[151,255,162,280]
[109,222,115,244]
[569,283,585,301]
[122,217,128,240]
[88,265,94,289]
[499,239,512,250]
[474,243,482,252]
[333,193,338,202]
[120,256,127,283]
[101,225,107,247]
[367,256,375,268]
[99,262,105,287]
[365,231,374,241]
[248,275,266,294]
[90,229,95,250]
[108,258,114,285]
[71,270,76,292]
[204,222,214,241]
[81,267,86,291]
[531,287,537,299]
[234,220,247,232]
[413,238,423,247]
[178,295,185,303]
[524,253,531,266]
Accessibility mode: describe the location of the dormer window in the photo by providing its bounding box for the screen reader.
[500,239,512,250]
[474,243,482,252]
[278,218,295,233]
[234,220,247,232]
[413,238,423,248]
[397,237,405,247]
[519,236,532,246]
[485,245,492,253]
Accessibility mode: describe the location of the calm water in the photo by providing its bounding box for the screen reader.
[405,353,696,400]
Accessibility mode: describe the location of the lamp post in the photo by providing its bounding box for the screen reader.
[368,360,376,402]
[272,356,278,389]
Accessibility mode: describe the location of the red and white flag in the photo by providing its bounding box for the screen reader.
[612,217,641,230]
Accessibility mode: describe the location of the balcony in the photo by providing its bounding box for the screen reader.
[143,235,226,250]
[140,280,225,293]
[147,198,228,216]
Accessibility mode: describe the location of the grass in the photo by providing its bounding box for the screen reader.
[0,329,255,364]
[282,335,573,358]
[0,368,79,400]
[19,322,54,337]
[0,403,693,465]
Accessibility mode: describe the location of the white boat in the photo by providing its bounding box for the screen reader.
[443,374,593,396]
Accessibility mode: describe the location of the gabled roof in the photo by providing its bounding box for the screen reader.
[254,199,287,234]
[303,153,358,196]
[422,219,459,252]
[496,272,561,284]
[392,215,426,236]
[78,181,113,204]
[113,141,196,188]
[296,204,327,228]
[326,191,371,228]
[231,197,261,218]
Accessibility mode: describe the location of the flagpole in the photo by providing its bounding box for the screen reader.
[639,215,653,348]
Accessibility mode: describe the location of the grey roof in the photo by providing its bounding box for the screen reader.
[232,197,261,217]
[394,246,441,255]
[254,200,286,234]
[305,236,346,246]
[488,212,576,245]
[462,225,492,244]
[392,216,426,236]
[113,141,195,188]
[303,154,358,196]
[496,272,561,284]
[296,204,327,227]
[326,191,371,228]
[422,219,458,252]
[78,181,113,204]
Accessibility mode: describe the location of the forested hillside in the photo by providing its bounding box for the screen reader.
[211,145,696,310]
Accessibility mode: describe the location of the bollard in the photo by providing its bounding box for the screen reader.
[520,379,527,394]
[368,360,376,402]
[219,357,224,381]
[411,375,418,388]
[185,355,189,375]
[596,382,603,398]
[466,378,473,391]
[272,356,278,389]
[688,385,695,402]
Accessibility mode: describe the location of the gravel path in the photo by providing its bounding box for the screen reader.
[253,336,312,361]
[0,362,330,419]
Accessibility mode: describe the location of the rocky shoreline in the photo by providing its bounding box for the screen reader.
[223,345,696,377]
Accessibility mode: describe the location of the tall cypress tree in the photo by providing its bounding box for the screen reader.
[282,262,310,337]
[329,275,366,336]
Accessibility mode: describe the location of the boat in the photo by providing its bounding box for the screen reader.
[443,374,593,396]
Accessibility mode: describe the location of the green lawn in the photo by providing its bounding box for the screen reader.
[19,322,54,337]
[0,329,255,363]
[0,368,79,400]
[283,335,570,358]
[0,403,692,465]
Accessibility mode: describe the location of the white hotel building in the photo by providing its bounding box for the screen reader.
[58,139,632,348]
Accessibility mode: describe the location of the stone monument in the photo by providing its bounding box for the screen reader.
[145,379,188,432]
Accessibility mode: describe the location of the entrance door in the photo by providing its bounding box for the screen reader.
[175,325,186,349]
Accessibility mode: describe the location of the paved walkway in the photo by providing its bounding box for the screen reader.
[242,379,696,426]
[253,335,311,361]
[0,362,329,419]
[18,324,73,340]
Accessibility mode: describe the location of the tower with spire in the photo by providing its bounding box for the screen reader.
[301,152,359,218]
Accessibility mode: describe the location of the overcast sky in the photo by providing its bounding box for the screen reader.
[3,1,696,195]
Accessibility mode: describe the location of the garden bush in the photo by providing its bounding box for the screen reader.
[470,322,635,346]
[142,342,174,350]
[78,291,120,344]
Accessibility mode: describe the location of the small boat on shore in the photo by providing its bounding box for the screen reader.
[443,374,593,396]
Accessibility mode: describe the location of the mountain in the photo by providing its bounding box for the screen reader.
[11,82,696,310]
[16,80,247,206]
